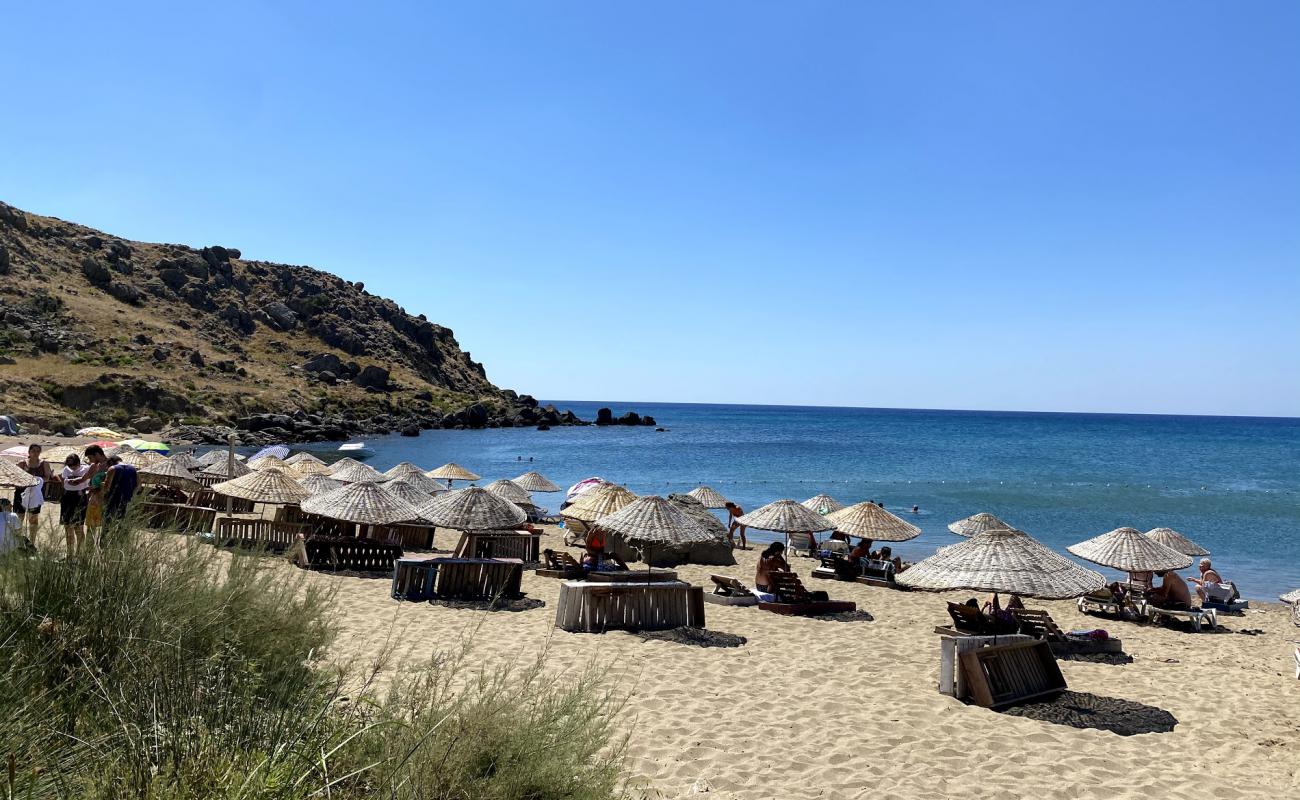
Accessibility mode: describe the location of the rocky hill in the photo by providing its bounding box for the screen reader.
[0,201,629,443]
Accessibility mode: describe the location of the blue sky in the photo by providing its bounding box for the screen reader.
[3,2,1297,416]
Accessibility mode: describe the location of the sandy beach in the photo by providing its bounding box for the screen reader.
[251,524,1298,800]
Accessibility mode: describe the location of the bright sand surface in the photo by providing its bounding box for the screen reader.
[304,525,1298,800]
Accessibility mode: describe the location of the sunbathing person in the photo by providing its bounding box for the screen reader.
[1148,570,1192,610]
[581,545,627,573]
[755,541,791,592]
[1187,558,1234,603]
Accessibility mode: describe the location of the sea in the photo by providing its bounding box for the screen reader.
[277,402,1300,601]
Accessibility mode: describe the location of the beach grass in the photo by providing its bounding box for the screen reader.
[0,516,625,799]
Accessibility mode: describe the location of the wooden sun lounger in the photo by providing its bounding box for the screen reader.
[536,548,585,579]
[1010,608,1123,655]
[1077,590,1147,620]
[704,574,760,606]
[959,639,1067,708]
[946,602,1019,636]
[758,572,855,616]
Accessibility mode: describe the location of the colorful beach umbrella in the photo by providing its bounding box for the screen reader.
[250,445,291,463]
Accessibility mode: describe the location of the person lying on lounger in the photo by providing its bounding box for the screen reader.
[1147,570,1192,610]
[581,544,627,573]
[755,541,791,592]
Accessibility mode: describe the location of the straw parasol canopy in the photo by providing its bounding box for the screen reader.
[139,459,201,491]
[898,528,1106,600]
[43,445,81,463]
[202,458,252,480]
[284,452,325,467]
[1279,588,1300,605]
[826,501,921,542]
[802,493,845,515]
[301,481,424,526]
[686,486,729,509]
[331,461,387,483]
[382,479,441,522]
[249,454,287,471]
[391,471,447,495]
[1144,527,1210,557]
[166,452,203,471]
[427,462,481,482]
[298,473,344,496]
[513,471,561,493]
[1067,527,1193,573]
[383,461,427,481]
[668,494,728,536]
[197,450,244,467]
[113,450,155,469]
[327,457,365,475]
[735,499,833,533]
[0,459,39,488]
[419,486,526,531]
[290,460,332,477]
[484,479,533,506]
[597,495,720,548]
[562,484,639,523]
[948,512,1018,538]
[211,467,310,505]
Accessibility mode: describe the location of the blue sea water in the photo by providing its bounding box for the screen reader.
[289,402,1300,601]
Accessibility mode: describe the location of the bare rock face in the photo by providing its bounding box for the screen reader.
[354,365,390,391]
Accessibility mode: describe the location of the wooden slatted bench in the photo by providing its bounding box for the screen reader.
[139,503,219,533]
[959,639,1066,708]
[392,557,524,601]
[455,531,542,562]
[214,518,310,552]
[304,537,403,573]
[554,581,704,632]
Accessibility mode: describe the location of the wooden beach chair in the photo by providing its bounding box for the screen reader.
[811,554,860,582]
[536,548,585,579]
[704,574,760,606]
[959,639,1067,708]
[1077,589,1146,620]
[944,602,1018,636]
[1010,607,1123,655]
[757,572,855,616]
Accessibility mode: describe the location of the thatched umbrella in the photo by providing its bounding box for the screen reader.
[562,484,638,524]
[382,479,440,521]
[1144,527,1210,557]
[0,459,39,488]
[802,494,845,514]
[668,493,729,536]
[284,452,325,467]
[113,450,155,469]
[331,461,386,483]
[948,512,1017,538]
[418,486,526,531]
[249,454,287,471]
[197,450,244,467]
[1280,588,1300,605]
[166,452,203,471]
[597,495,720,569]
[1067,527,1192,573]
[735,499,833,535]
[139,459,201,491]
[513,471,561,493]
[301,481,425,526]
[43,445,81,463]
[484,479,533,506]
[290,460,332,477]
[687,486,729,509]
[211,467,310,506]
[390,471,447,495]
[826,501,921,542]
[427,462,481,487]
[383,461,427,481]
[202,458,252,480]
[298,473,344,496]
[898,528,1106,600]
[327,457,365,475]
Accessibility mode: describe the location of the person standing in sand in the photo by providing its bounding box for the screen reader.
[14,444,53,544]
[724,502,747,549]
[60,454,91,557]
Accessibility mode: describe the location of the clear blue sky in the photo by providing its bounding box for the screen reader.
[4,2,1297,416]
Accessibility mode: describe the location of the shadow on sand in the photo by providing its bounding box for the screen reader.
[1001,690,1178,735]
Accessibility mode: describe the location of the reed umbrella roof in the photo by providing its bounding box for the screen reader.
[113,450,155,469]
[298,473,344,495]
[1279,588,1300,605]
[327,457,364,475]
[391,471,447,495]
[1067,527,1193,573]
[561,484,638,523]
[139,459,201,491]
[735,499,833,533]
[212,467,311,505]
[290,460,332,477]
[826,501,921,542]
[165,452,203,471]
[0,459,39,488]
[418,486,526,531]
[43,445,81,463]
[686,486,729,509]
[597,495,720,547]
[948,512,1018,538]
[249,454,287,471]
[1144,527,1210,557]
[196,450,245,467]
[301,481,424,526]
[512,471,562,493]
[484,479,533,506]
[383,461,426,481]
[427,462,481,482]
[668,493,728,536]
[382,480,440,523]
[202,458,252,480]
[284,452,325,467]
[802,493,845,514]
[898,528,1106,599]
[331,461,387,483]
